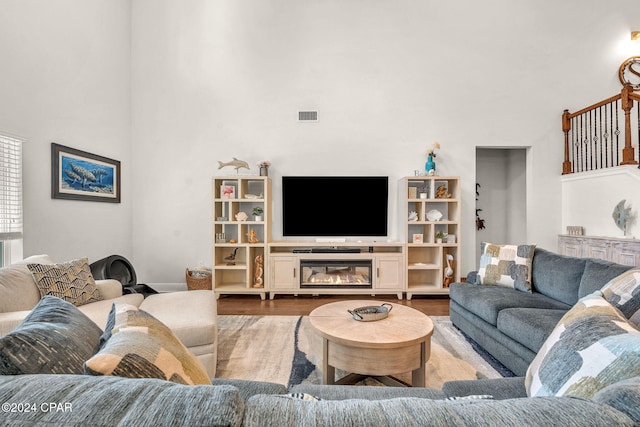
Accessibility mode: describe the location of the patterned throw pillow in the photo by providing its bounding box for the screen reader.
[28,258,101,307]
[477,243,536,292]
[84,302,211,385]
[526,292,640,399]
[0,296,102,374]
[601,268,640,327]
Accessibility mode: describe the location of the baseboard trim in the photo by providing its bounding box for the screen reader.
[147,282,187,293]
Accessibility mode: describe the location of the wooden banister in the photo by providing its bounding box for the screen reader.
[621,84,637,165]
[562,84,638,174]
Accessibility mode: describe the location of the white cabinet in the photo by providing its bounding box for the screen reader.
[558,235,640,266]
[270,256,297,290]
[375,255,403,291]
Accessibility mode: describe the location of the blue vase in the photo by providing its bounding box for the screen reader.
[425,154,436,175]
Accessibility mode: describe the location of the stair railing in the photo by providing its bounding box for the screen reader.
[562,84,640,174]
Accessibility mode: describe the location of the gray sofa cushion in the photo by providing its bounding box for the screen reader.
[578,259,633,298]
[243,394,635,426]
[497,308,567,353]
[442,377,527,400]
[449,282,570,326]
[531,248,586,306]
[213,378,288,400]
[289,384,446,400]
[0,374,244,427]
[593,377,640,426]
[0,296,102,375]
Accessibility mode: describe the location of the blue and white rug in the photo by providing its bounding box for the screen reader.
[215,315,513,389]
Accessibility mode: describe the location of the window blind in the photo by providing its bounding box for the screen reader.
[0,135,22,240]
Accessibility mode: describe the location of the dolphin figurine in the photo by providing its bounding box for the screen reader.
[217,158,250,172]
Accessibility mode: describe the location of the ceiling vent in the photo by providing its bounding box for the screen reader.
[298,111,318,122]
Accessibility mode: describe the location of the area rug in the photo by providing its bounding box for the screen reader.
[215,315,513,389]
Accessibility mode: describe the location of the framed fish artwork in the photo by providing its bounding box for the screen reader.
[51,143,121,203]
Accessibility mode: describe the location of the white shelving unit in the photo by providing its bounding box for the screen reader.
[212,176,271,299]
[403,176,461,299]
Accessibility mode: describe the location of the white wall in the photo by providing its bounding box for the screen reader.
[2,1,639,284]
[562,167,640,239]
[131,0,640,284]
[0,0,132,263]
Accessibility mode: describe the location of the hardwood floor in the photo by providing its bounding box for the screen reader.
[217,294,450,316]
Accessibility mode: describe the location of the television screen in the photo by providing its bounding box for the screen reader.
[282,176,388,237]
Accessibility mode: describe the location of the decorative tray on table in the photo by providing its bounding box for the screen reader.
[347,303,393,322]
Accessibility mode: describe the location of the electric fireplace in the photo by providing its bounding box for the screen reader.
[300,260,372,289]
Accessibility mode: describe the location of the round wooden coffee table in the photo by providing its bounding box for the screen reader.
[309,300,434,387]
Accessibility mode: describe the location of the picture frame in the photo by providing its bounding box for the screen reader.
[412,234,423,244]
[51,143,121,203]
[220,185,236,199]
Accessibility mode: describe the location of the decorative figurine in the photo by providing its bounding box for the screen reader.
[435,185,451,199]
[224,248,238,261]
[217,158,250,173]
[246,228,259,243]
[253,255,264,288]
[612,199,634,237]
[443,254,455,287]
[235,212,248,222]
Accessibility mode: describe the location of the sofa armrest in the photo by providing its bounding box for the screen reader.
[0,310,30,337]
[95,279,123,300]
[465,271,479,284]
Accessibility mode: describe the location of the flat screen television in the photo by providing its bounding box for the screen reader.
[282,176,388,237]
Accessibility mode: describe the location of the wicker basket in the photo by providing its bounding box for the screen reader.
[185,268,212,291]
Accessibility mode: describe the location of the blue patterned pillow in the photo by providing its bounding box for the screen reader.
[526,292,640,398]
[601,268,640,327]
[477,242,536,292]
[0,296,102,374]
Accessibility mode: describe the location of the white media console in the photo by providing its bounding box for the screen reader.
[268,241,405,300]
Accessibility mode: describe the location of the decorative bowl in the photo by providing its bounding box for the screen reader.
[347,303,393,322]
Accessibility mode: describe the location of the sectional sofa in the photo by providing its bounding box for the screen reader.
[449,247,633,376]
[1,250,640,426]
[0,254,217,376]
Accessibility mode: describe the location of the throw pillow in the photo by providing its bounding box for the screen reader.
[84,302,211,385]
[286,392,322,401]
[28,257,101,307]
[0,296,102,374]
[601,268,640,327]
[443,395,494,401]
[477,242,536,292]
[525,292,640,399]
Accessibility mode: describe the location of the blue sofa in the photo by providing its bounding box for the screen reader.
[449,247,633,376]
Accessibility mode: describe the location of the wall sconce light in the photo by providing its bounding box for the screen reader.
[632,31,640,41]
